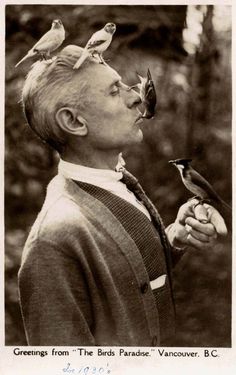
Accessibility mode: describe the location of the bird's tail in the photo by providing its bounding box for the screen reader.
[15,49,36,68]
[73,50,90,70]
[220,199,232,212]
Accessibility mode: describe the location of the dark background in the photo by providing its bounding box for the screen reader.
[5,5,232,346]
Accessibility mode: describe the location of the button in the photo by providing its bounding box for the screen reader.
[152,335,158,346]
[140,282,149,294]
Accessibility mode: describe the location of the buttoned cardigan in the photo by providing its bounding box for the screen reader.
[19,174,173,346]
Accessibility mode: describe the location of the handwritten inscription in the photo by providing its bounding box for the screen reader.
[62,362,111,375]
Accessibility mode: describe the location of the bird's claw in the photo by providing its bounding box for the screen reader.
[191,197,212,209]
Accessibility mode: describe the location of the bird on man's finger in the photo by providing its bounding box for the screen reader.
[73,23,116,70]
[169,158,231,227]
[15,19,65,68]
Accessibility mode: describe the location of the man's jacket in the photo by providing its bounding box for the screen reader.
[19,174,176,346]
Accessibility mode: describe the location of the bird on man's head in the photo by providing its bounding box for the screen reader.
[134,69,157,119]
[73,22,116,70]
[169,158,231,222]
[15,19,65,68]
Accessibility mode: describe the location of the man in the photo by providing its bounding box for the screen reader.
[18,45,226,346]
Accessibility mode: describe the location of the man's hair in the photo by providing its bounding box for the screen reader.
[22,45,93,153]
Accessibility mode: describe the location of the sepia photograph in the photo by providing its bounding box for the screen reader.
[5,1,232,353]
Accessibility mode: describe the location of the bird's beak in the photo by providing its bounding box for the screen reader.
[53,20,60,26]
[147,69,152,80]
[168,160,175,164]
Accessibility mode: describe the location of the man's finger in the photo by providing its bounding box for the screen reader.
[187,233,215,250]
[194,204,208,223]
[203,204,228,236]
[185,217,215,236]
[185,224,216,242]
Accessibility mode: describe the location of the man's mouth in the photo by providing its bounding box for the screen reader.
[134,110,144,124]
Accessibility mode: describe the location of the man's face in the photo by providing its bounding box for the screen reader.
[74,63,143,151]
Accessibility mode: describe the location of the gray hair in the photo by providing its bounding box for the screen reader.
[22,45,94,153]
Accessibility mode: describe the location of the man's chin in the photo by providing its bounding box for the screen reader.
[135,128,144,142]
[118,129,144,150]
[124,129,143,147]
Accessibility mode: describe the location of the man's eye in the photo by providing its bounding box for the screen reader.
[111,87,120,96]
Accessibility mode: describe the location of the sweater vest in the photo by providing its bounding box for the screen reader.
[75,181,175,344]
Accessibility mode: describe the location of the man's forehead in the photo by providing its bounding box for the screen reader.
[106,66,121,82]
[84,63,122,86]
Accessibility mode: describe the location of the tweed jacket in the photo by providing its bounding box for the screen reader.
[19,174,175,346]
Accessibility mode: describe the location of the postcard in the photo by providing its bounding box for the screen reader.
[1,1,235,374]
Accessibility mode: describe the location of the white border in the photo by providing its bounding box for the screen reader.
[1,1,235,374]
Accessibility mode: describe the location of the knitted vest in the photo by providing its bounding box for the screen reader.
[75,181,175,343]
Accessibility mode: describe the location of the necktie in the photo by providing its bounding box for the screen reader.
[120,168,173,268]
[120,167,178,313]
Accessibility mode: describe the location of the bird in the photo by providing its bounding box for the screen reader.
[130,69,157,119]
[73,22,116,70]
[169,158,231,221]
[15,19,65,68]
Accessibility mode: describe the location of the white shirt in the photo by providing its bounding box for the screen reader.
[58,159,151,220]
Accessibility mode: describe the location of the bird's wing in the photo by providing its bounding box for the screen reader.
[34,39,58,53]
[190,170,221,202]
[145,85,153,98]
[85,29,108,50]
[33,30,53,49]
[33,29,61,52]
[145,85,157,107]
[87,39,107,50]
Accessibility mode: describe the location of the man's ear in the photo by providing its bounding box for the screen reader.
[55,107,88,136]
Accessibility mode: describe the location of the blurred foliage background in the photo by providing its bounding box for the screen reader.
[5,5,231,346]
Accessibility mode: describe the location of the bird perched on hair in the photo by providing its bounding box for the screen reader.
[15,19,65,68]
[169,158,231,226]
[73,23,116,70]
[130,69,157,119]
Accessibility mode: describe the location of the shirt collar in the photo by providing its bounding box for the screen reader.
[58,158,123,186]
[58,158,151,221]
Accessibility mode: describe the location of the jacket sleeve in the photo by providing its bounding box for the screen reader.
[18,238,95,346]
[165,224,186,267]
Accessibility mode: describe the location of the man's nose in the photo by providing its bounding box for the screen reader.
[124,88,141,109]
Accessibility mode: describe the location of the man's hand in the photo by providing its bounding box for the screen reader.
[166,198,228,250]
